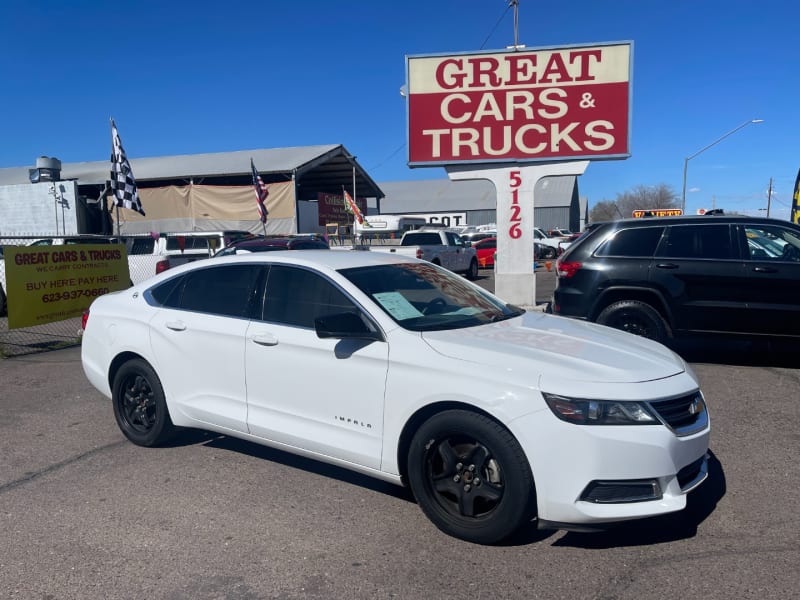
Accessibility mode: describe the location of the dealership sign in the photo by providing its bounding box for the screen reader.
[406,42,632,166]
[632,209,683,218]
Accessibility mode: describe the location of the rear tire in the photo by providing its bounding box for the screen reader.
[596,300,670,344]
[112,359,177,447]
[542,246,557,259]
[408,410,536,544]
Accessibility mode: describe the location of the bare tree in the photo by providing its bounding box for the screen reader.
[589,184,679,222]
[588,200,621,222]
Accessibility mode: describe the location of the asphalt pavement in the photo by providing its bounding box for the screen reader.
[1,330,798,598]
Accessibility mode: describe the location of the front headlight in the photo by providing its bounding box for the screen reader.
[542,392,658,425]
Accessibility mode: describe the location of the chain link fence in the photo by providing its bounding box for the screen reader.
[0,232,229,357]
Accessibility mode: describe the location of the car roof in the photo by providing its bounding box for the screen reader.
[154,249,419,282]
[230,237,295,247]
[598,214,795,228]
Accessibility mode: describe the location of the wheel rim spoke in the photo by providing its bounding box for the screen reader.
[427,436,504,520]
[122,375,155,432]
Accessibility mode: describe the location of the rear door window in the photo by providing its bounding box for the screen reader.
[657,224,735,259]
[594,227,664,257]
[150,265,263,318]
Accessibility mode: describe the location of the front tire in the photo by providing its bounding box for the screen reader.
[465,258,479,280]
[112,359,176,447]
[596,299,670,344]
[408,410,536,544]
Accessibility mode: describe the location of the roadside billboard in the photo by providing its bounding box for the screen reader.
[406,41,632,166]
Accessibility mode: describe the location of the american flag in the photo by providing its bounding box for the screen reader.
[250,158,269,224]
[110,119,145,216]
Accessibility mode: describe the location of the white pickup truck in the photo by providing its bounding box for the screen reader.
[370,229,479,280]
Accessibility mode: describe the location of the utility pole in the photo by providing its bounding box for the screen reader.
[766,177,773,217]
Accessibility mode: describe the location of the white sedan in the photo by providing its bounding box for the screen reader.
[81,250,710,544]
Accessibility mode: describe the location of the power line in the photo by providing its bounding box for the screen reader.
[367,142,406,172]
[480,1,514,50]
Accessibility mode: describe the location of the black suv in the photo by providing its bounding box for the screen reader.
[551,214,800,344]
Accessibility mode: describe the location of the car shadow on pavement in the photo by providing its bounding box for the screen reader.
[670,335,798,368]
[551,451,726,549]
[165,428,417,503]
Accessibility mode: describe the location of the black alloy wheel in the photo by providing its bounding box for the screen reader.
[112,359,176,447]
[596,300,669,344]
[408,410,535,544]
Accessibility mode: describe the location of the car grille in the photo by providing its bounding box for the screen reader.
[648,392,708,436]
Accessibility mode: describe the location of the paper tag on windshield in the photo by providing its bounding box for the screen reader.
[373,292,423,320]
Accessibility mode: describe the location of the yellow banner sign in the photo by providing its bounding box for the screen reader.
[632,209,683,218]
[5,244,130,329]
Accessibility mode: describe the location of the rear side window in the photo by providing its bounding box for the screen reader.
[657,224,734,259]
[594,227,664,257]
[401,232,441,246]
[151,265,262,318]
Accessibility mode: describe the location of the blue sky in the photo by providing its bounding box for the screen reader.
[1,0,797,218]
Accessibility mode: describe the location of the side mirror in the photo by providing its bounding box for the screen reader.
[315,312,382,341]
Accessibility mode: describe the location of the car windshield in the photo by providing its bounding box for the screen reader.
[340,262,524,332]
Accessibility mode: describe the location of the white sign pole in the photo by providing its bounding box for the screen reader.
[447,160,589,308]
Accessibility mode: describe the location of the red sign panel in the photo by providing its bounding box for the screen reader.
[406,42,632,166]
[317,192,367,226]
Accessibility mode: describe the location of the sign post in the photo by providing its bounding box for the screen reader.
[448,161,588,306]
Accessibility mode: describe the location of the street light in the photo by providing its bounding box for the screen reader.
[680,118,764,213]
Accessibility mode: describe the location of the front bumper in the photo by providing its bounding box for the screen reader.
[509,410,711,526]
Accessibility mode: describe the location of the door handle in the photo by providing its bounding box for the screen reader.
[753,266,777,273]
[655,263,679,269]
[252,333,279,346]
[165,321,186,331]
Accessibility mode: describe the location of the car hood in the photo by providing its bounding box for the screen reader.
[421,312,685,385]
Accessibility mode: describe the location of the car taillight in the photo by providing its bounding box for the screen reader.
[416,249,424,259]
[556,259,582,278]
[155,259,171,274]
[81,309,90,331]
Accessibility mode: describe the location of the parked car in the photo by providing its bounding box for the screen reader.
[482,238,556,269]
[460,231,497,244]
[124,230,252,283]
[81,250,710,545]
[0,245,5,316]
[473,237,498,268]
[551,214,800,344]
[214,234,329,256]
[533,228,564,256]
[369,229,479,280]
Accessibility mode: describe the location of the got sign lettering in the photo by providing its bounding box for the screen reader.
[407,42,631,166]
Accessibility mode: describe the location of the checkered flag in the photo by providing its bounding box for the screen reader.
[110,118,145,216]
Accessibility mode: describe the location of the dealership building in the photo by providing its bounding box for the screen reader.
[0,145,584,238]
